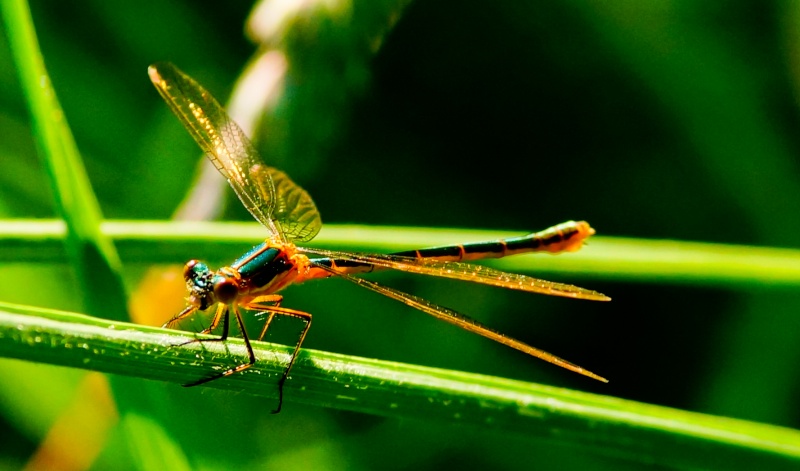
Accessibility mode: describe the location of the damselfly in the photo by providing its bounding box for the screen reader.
[149,62,610,413]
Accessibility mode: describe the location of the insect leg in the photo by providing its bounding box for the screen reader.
[242,300,311,414]
[182,303,257,387]
[162,305,197,329]
[198,301,227,335]
[244,294,284,341]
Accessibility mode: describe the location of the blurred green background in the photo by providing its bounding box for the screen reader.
[1,0,799,469]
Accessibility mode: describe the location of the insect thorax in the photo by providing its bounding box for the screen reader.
[232,242,300,294]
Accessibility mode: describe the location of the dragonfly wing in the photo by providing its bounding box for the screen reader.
[252,165,321,242]
[302,247,610,301]
[148,62,321,242]
[312,261,607,382]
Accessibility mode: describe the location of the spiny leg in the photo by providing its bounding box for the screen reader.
[198,301,227,335]
[162,304,234,385]
[183,303,257,387]
[245,294,284,341]
[174,303,230,349]
[162,305,197,329]
[163,301,226,338]
[242,300,311,414]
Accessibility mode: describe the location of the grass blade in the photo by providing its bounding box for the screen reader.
[0,301,797,470]
[1,0,126,321]
[1,220,800,289]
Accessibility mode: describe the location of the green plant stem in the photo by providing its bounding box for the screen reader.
[2,3,189,466]
[2,0,127,321]
[0,301,797,469]
[1,220,800,288]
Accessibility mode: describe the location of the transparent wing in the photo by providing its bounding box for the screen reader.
[148,62,322,242]
[251,165,322,243]
[311,261,607,382]
[302,247,610,301]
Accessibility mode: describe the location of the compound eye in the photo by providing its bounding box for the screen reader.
[213,275,239,303]
[183,260,208,281]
